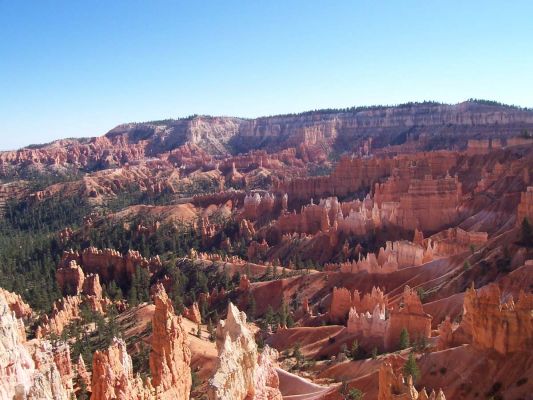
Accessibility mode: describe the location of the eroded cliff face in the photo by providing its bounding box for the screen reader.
[378,362,446,400]
[60,247,160,288]
[384,286,432,351]
[149,284,191,400]
[0,294,74,400]
[90,337,152,400]
[517,186,533,226]
[0,287,32,321]
[208,302,282,400]
[460,283,533,355]
[3,101,532,176]
[329,286,387,323]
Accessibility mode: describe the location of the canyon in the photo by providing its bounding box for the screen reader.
[1,100,533,399]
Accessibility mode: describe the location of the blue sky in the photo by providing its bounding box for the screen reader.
[1,1,532,150]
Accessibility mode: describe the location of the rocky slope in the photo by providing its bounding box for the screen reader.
[2,101,533,176]
[1,100,533,400]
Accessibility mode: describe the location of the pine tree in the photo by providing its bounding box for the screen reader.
[265,305,277,330]
[399,328,410,349]
[350,340,359,359]
[247,296,257,321]
[521,218,533,247]
[278,300,288,327]
[371,347,378,359]
[207,319,215,342]
[403,353,420,383]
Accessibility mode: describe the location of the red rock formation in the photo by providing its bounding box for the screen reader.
[149,285,191,400]
[384,286,432,351]
[83,273,103,298]
[208,302,282,400]
[37,275,107,338]
[242,192,277,220]
[459,283,533,355]
[239,219,256,241]
[378,362,445,400]
[517,186,533,226]
[76,356,91,393]
[436,316,454,351]
[329,287,353,322]
[0,287,32,320]
[347,304,387,338]
[238,274,251,292]
[391,174,462,232]
[429,227,488,256]
[56,260,85,296]
[36,296,83,338]
[90,338,151,400]
[247,239,269,261]
[0,294,74,399]
[326,239,434,274]
[183,302,201,324]
[329,286,387,323]
[60,247,159,288]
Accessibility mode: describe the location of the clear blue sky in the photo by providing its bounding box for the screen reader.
[1,1,532,150]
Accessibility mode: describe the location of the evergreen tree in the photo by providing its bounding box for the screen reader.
[292,342,303,367]
[521,218,533,247]
[264,305,275,330]
[403,353,420,383]
[278,300,289,327]
[371,347,378,360]
[247,296,256,321]
[350,340,359,359]
[399,328,410,350]
[207,319,215,342]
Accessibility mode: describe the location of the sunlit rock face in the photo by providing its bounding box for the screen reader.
[378,362,446,400]
[329,286,387,323]
[384,286,432,351]
[517,186,533,226]
[149,284,192,400]
[208,302,282,400]
[90,338,151,400]
[0,293,74,400]
[460,283,533,355]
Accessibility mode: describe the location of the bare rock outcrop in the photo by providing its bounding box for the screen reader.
[378,362,445,400]
[56,260,85,296]
[208,302,282,400]
[36,296,83,338]
[149,285,192,400]
[0,294,74,399]
[329,286,387,323]
[384,286,432,351]
[60,247,159,288]
[183,302,201,324]
[90,337,152,400]
[460,283,533,355]
[517,186,533,226]
[0,287,32,320]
